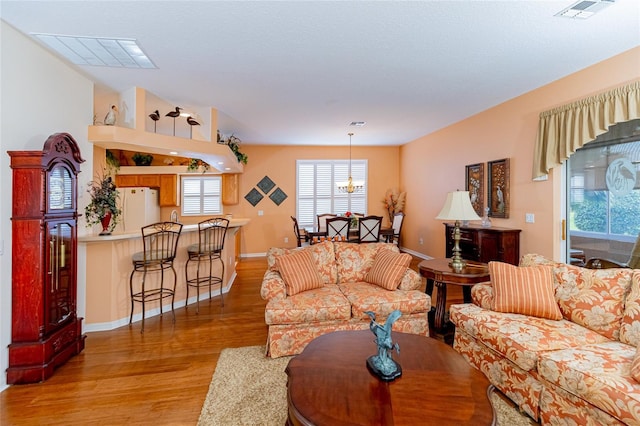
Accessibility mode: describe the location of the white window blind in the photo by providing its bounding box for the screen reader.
[181,176,222,215]
[296,160,367,229]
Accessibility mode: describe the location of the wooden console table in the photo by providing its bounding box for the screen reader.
[445,223,521,265]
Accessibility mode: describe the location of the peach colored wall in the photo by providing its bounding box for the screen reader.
[400,47,640,261]
[221,145,400,254]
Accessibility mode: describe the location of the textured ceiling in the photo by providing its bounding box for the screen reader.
[1,1,639,146]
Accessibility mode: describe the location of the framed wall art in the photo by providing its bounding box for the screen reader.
[488,158,510,218]
[465,163,484,217]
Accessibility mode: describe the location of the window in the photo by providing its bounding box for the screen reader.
[567,120,640,264]
[297,160,367,229]
[181,175,222,216]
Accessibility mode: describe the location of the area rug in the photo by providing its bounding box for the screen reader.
[198,346,536,426]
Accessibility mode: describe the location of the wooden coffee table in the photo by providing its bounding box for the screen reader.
[286,330,495,425]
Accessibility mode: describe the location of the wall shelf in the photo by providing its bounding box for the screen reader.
[88,125,243,173]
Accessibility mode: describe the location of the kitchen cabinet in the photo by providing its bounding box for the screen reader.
[444,223,521,266]
[7,133,86,384]
[116,173,177,207]
[159,174,178,206]
[222,173,239,205]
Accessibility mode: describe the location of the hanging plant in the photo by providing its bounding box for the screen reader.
[225,134,248,165]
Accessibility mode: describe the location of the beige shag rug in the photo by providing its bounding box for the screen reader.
[198,346,537,426]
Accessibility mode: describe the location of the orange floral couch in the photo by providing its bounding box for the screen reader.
[450,253,640,425]
[261,241,431,357]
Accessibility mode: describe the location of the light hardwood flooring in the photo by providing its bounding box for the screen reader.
[0,256,462,425]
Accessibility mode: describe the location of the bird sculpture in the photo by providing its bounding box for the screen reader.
[104,105,118,126]
[165,107,182,135]
[148,110,160,133]
[186,116,200,139]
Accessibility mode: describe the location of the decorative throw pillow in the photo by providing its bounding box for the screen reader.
[275,249,324,296]
[490,261,562,320]
[365,249,412,290]
[631,345,640,383]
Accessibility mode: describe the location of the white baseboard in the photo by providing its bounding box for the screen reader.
[83,271,237,333]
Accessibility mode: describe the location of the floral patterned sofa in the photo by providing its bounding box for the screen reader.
[450,253,640,425]
[261,241,430,357]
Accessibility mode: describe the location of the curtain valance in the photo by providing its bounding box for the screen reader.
[533,80,640,179]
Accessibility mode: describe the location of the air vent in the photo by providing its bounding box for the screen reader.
[555,0,616,19]
[349,121,366,127]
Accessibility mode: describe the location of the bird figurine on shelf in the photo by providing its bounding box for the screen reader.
[165,107,182,136]
[104,105,118,126]
[186,116,200,139]
[148,110,160,133]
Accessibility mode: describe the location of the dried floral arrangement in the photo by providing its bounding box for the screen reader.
[382,188,406,225]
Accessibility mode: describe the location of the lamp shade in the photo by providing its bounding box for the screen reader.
[436,191,481,221]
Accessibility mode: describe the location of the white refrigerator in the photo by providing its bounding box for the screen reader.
[115,187,161,234]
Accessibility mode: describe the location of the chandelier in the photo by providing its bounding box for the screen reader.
[336,132,364,193]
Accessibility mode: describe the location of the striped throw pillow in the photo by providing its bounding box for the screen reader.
[275,249,324,296]
[632,345,640,383]
[365,249,412,290]
[490,261,562,320]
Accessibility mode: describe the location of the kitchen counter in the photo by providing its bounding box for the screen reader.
[78,218,250,331]
[78,218,250,242]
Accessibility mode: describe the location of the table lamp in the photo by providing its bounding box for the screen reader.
[436,191,481,272]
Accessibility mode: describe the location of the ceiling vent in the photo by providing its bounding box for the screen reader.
[349,121,366,127]
[555,0,616,19]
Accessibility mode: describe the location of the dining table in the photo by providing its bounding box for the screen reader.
[304,225,394,244]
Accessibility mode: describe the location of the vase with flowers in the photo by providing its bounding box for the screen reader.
[344,211,358,229]
[382,188,406,226]
[85,169,121,235]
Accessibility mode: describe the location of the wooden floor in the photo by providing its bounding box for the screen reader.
[1,255,462,425]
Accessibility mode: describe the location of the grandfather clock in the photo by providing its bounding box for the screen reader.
[7,133,86,384]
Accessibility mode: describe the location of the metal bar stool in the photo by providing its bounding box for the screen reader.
[129,221,183,332]
[185,217,229,313]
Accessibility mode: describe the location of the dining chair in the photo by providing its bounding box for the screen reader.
[390,212,405,247]
[326,217,350,241]
[185,217,229,313]
[358,215,383,243]
[291,216,309,247]
[129,221,183,332]
[317,213,337,233]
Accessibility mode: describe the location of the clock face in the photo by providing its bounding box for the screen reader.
[49,166,72,210]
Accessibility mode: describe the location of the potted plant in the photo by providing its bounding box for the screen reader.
[132,152,154,166]
[225,134,248,165]
[85,170,121,235]
[187,158,211,173]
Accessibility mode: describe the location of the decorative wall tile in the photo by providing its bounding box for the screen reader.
[244,188,264,207]
[257,176,275,194]
[269,187,288,206]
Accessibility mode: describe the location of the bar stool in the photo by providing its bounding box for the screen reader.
[185,217,229,313]
[129,221,183,332]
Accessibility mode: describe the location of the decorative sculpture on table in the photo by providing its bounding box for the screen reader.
[364,310,402,381]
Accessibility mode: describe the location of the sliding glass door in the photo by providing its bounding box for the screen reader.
[566,120,640,266]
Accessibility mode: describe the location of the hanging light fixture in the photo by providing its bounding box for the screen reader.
[336,132,364,193]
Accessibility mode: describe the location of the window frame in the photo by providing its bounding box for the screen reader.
[180,175,222,216]
[296,159,368,229]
